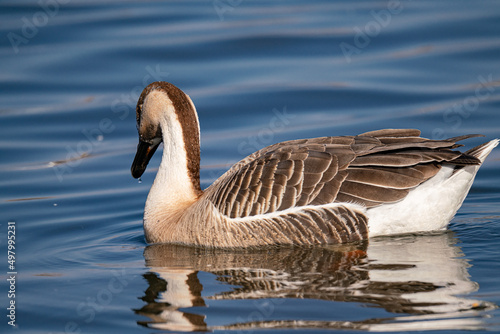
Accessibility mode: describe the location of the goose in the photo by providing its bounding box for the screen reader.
[131,81,498,248]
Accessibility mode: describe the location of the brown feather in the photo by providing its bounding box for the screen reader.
[359,129,421,137]
[335,192,382,208]
[346,167,423,189]
[204,129,484,222]
[339,181,409,202]
[351,153,425,167]
[278,186,297,211]
[412,164,441,180]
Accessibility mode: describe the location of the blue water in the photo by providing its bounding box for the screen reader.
[1,0,500,332]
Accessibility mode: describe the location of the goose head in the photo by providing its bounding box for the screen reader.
[131,81,201,193]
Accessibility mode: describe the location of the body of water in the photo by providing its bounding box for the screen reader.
[1,0,500,332]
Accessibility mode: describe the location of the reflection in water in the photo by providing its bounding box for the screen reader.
[135,233,495,332]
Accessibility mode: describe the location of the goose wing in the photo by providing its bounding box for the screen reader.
[204,129,482,220]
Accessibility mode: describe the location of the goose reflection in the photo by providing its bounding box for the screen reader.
[135,233,495,331]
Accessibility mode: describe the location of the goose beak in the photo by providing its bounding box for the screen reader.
[131,139,160,179]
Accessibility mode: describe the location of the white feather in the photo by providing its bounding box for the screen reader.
[367,139,499,237]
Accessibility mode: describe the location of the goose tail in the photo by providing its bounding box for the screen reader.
[465,139,499,163]
[367,139,498,237]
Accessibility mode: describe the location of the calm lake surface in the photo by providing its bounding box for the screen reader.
[1,0,500,333]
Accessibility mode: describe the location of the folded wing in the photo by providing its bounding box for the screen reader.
[204,129,482,218]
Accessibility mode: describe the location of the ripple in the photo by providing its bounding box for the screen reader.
[1,0,500,332]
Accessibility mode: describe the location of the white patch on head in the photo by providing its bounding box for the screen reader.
[140,90,174,136]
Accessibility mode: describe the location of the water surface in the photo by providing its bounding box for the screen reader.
[1,0,500,333]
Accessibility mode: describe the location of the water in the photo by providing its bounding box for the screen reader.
[1,0,500,332]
